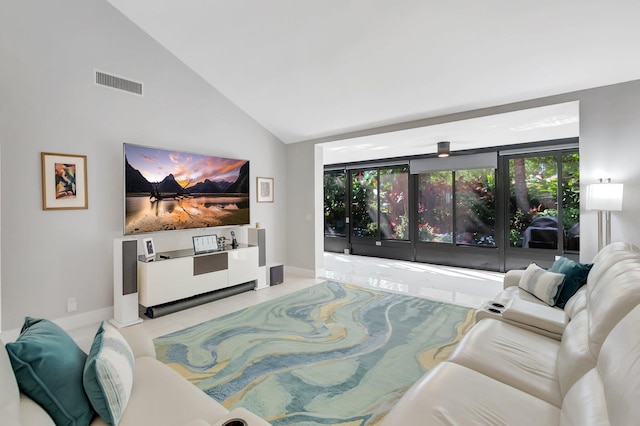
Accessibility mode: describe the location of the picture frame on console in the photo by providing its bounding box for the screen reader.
[256,177,274,203]
[41,152,88,210]
[143,237,156,260]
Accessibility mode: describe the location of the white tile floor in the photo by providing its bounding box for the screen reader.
[70,253,505,348]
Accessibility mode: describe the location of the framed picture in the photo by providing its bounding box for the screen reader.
[41,152,88,210]
[256,177,274,203]
[143,237,156,259]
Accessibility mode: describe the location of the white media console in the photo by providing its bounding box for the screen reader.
[137,244,258,316]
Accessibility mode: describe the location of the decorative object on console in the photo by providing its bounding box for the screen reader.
[193,234,219,254]
[256,177,274,203]
[142,237,155,260]
[123,143,250,235]
[155,281,474,425]
[586,178,623,251]
[41,152,88,210]
[230,230,238,248]
[518,263,565,306]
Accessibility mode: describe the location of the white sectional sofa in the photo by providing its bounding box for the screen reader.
[382,242,640,425]
[1,323,269,426]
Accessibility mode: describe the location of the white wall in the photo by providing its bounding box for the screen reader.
[285,79,640,273]
[0,0,286,330]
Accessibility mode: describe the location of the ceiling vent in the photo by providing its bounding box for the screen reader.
[95,70,143,96]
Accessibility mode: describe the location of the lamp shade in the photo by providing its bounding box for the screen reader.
[586,183,623,211]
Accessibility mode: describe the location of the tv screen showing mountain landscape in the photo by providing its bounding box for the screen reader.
[124,143,250,235]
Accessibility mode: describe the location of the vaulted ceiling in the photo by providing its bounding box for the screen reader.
[106,1,640,147]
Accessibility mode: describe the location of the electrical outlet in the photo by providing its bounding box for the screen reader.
[67,297,77,313]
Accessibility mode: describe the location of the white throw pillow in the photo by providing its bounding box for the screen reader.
[518,263,565,306]
[83,322,135,426]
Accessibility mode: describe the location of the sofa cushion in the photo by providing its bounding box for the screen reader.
[0,338,20,426]
[519,263,565,305]
[117,356,229,425]
[382,362,561,426]
[556,310,595,397]
[560,368,609,426]
[84,322,135,426]
[447,319,562,406]
[5,317,95,426]
[563,286,587,320]
[587,258,640,357]
[548,257,592,308]
[596,304,640,425]
[19,394,56,426]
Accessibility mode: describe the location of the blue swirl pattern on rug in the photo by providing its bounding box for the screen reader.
[155,281,475,425]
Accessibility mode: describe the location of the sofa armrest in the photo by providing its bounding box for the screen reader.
[503,269,525,289]
[502,299,567,336]
[117,325,156,359]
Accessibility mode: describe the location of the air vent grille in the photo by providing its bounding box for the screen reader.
[95,70,143,96]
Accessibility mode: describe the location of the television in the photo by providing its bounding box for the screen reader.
[123,143,250,235]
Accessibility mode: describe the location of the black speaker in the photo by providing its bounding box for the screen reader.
[122,239,138,295]
[111,238,143,328]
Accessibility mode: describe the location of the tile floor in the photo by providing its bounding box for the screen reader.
[70,252,505,349]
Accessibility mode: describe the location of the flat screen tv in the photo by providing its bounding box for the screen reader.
[124,143,250,235]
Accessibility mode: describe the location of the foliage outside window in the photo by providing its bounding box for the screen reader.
[417,169,495,246]
[561,154,580,251]
[455,169,496,247]
[417,172,453,242]
[508,153,580,250]
[352,167,409,240]
[351,169,378,237]
[324,170,346,237]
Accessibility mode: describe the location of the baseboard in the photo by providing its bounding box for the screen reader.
[0,307,113,343]
[284,265,324,278]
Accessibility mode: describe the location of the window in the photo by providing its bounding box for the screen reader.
[324,170,347,237]
[379,167,409,240]
[417,171,453,242]
[417,168,496,246]
[455,168,496,247]
[507,153,579,250]
[351,166,409,240]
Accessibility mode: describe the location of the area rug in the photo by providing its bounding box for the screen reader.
[154,281,475,425]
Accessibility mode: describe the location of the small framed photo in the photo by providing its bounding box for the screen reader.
[143,237,156,259]
[256,177,274,203]
[193,234,219,255]
[41,152,88,210]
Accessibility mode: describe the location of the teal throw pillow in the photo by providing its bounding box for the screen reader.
[6,317,95,426]
[83,321,135,426]
[549,256,593,308]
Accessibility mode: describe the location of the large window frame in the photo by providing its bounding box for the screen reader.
[501,146,580,270]
[324,138,580,272]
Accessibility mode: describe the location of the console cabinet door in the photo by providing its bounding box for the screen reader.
[228,247,259,286]
[138,257,229,307]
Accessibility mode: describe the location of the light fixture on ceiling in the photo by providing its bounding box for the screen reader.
[586,178,624,251]
[437,141,450,158]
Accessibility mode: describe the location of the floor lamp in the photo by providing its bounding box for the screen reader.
[585,179,624,251]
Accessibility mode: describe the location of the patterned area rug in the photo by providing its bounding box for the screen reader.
[154,281,475,425]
